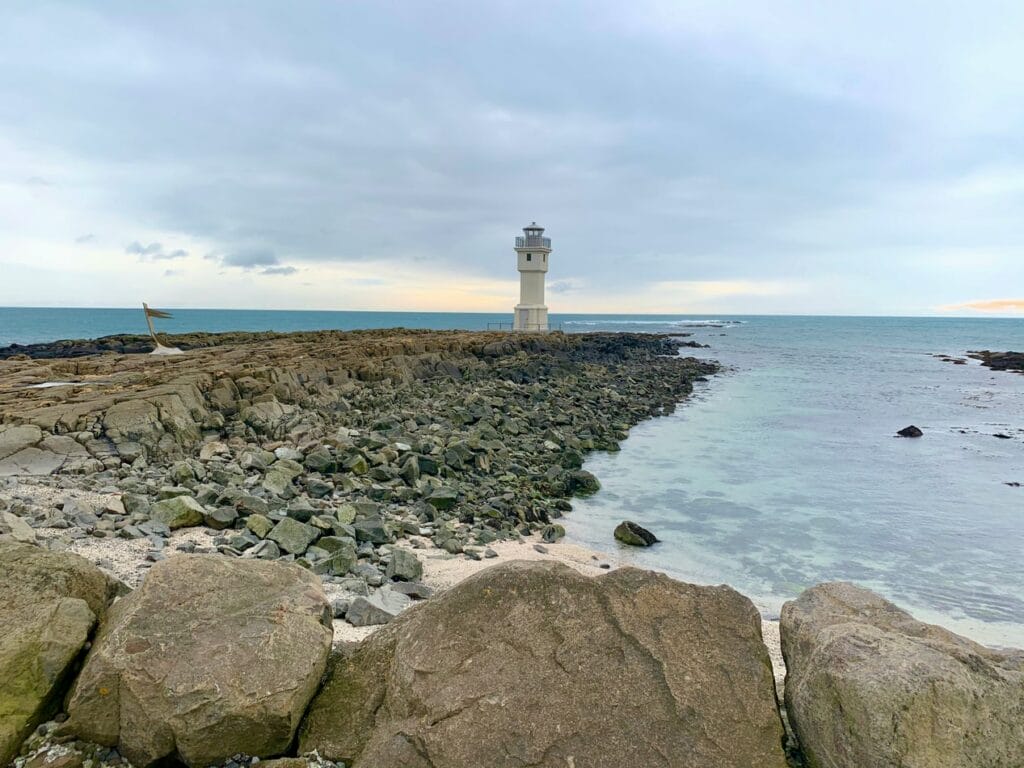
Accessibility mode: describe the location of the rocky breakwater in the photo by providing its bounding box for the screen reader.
[0,330,715,631]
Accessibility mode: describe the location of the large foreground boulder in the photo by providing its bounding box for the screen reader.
[65,555,332,768]
[0,542,121,766]
[781,582,1024,768]
[300,560,787,768]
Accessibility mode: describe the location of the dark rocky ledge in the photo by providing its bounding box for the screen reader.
[967,350,1024,373]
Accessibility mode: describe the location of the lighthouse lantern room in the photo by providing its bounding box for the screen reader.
[513,222,551,332]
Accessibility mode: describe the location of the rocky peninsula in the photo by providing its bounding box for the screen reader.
[2,329,1023,768]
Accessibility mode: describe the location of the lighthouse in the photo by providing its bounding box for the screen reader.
[513,222,551,332]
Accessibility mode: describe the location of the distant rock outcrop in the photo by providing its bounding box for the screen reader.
[64,555,332,768]
[968,350,1024,373]
[896,424,923,437]
[781,582,1024,768]
[0,542,122,766]
[300,560,788,768]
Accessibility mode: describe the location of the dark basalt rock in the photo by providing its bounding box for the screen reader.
[614,520,659,546]
[896,425,923,438]
[967,350,1024,373]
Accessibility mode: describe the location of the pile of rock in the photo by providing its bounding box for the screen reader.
[4,540,1023,768]
[1,331,715,631]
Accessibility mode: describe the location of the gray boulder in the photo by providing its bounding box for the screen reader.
[268,517,319,555]
[65,555,332,768]
[344,588,413,628]
[353,515,390,545]
[312,536,357,577]
[425,487,458,510]
[0,511,36,543]
[301,560,786,768]
[385,548,422,582]
[149,495,204,529]
[781,582,1024,768]
[0,542,121,766]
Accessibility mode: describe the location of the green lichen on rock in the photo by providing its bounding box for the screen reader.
[0,542,120,766]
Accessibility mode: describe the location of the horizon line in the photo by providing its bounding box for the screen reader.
[0,306,1022,320]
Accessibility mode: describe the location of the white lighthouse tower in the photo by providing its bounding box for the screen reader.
[513,222,551,332]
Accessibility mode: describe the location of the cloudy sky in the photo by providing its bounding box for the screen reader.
[2,1,1023,315]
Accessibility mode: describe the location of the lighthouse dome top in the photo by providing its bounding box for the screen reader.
[516,222,551,249]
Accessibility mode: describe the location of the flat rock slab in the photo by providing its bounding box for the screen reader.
[65,555,332,768]
[0,542,121,766]
[781,582,1024,768]
[301,560,787,768]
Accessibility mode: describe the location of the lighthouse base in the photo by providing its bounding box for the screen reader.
[513,304,549,332]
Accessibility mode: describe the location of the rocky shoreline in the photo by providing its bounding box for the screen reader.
[3,329,1023,768]
[967,349,1024,373]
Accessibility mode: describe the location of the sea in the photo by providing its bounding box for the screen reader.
[2,308,1023,647]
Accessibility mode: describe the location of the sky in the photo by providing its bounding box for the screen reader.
[1,1,1023,316]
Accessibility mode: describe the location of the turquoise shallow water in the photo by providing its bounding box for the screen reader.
[2,308,1022,645]
[562,316,1024,647]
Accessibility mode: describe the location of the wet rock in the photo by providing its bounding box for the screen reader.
[301,561,787,768]
[65,556,332,768]
[567,469,601,495]
[613,520,659,547]
[541,523,565,543]
[782,582,1024,768]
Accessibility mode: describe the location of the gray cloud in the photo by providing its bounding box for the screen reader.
[75,233,96,244]
[126,241,188,260]
[205,247,299,275]
[3,2,1024,312]
[219,248,279,268]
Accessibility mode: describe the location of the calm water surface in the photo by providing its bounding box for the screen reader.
[564,316,1024,647]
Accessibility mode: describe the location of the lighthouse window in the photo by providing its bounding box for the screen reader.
[526,253,532,261]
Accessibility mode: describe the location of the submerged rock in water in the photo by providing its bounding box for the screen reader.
[896,424,923,438]
[781,581,1024,768]
[614,520,659,546]
[301,560,787,768]
[64,555,332,768]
